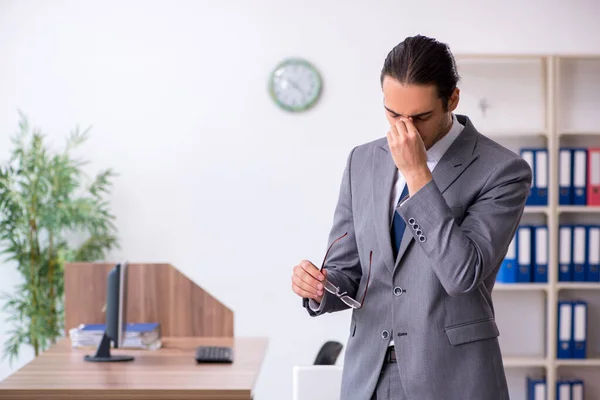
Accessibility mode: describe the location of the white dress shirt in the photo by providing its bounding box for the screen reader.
[389,113,464,218]
[309,114,465,327]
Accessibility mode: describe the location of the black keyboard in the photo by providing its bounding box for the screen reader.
[194,346,234,364]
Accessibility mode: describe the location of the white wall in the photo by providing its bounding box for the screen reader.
[1,0,600,398]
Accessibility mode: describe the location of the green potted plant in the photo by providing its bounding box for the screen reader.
[0,111,119,364]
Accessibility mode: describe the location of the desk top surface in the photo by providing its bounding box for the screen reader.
[0,336,268,400]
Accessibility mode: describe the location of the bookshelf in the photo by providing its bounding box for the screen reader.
[455,54,600,400]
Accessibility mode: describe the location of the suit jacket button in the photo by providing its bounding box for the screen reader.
[381,330,389,339]
[408,218,416,225]
[393,286,403,296]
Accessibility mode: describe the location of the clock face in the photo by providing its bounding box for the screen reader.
[269,58,322,112]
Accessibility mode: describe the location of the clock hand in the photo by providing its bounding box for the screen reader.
[286,79,305,95]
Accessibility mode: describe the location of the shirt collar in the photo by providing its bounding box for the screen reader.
[426,113,464,163]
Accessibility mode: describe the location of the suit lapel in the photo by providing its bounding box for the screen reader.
[372,146,398,274]
[392,118,480,270]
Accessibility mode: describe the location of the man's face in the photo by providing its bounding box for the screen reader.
[382,76,459,150]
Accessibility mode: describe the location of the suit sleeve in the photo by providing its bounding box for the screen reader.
[304,147,363,316]
[397,156,532,297]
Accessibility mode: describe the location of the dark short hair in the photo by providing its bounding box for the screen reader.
[380,35,459,110]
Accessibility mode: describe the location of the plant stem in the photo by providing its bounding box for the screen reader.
[28,203,39,356]
[48,232,57,344]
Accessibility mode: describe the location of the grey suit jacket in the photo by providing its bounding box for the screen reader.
[304,114,532,400]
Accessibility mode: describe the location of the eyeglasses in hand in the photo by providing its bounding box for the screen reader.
[319,233,372,309]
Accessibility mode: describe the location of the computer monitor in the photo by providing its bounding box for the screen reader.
[84,260,134,362]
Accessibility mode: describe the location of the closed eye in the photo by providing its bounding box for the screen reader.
[384,106,433,121]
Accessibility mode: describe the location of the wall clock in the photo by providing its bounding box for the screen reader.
[268,58,322,112]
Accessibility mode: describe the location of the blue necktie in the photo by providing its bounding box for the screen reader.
[391,184,409,258]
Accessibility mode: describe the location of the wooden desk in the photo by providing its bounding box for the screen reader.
[0,336,268,400]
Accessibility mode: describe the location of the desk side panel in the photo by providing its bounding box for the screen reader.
[64,263,234,337]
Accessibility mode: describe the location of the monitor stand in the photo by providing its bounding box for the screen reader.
[84,332,135,362]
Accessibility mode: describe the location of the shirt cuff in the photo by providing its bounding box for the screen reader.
[309,297,326,312]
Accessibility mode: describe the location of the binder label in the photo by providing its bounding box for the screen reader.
[574,303,586,342]
[591,152,600,186]
[572,382,584,400]
[536,150,548,189]
[558,383,570,399]
[522,151,535,185]
[574,227,586,264]
[560,150,571,187]
[590,228,600,264]
[559,303,572,342]
[534,383,545,399]
[536,227,548,264]
[506,236,516,259]
[560,227,572,264]
[518,227,531,265]
[574,150,586,188]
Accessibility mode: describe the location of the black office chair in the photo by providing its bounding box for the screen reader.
[313,341,343,365]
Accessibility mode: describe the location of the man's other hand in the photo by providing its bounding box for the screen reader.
[292,260,327,303]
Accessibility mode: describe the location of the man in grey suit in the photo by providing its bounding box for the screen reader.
[291,35,532,400]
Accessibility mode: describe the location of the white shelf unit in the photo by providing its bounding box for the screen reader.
[455,54,600,400]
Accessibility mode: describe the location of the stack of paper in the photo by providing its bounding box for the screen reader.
[69,322,162,350]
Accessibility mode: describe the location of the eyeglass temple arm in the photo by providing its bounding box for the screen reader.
[358,251,373,306]
[319,232,349,271]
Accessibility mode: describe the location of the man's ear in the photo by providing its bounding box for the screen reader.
[448,88,460,112]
